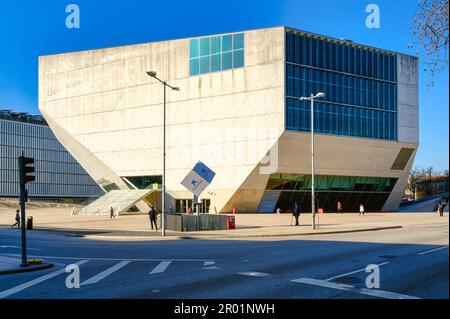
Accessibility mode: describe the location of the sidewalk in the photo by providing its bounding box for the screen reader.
[0,205,448,240]
[0,256,54,275]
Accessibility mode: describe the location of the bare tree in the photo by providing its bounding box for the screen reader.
[407,167,425,200]
[412,0,449,86]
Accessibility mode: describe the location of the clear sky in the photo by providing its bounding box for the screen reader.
[0,0,448,171]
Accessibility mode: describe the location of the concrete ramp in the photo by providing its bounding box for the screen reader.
[399,197,446,213]
[79,190,153,215]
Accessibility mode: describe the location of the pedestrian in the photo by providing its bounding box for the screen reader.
[149,206,158,231]
[437,202,445,217]
[359,204,365,216]
[276,208,282,214]
[110,206,115,219]
[11,210,20,229]
[292,202,301,226]
[337,202,343,214]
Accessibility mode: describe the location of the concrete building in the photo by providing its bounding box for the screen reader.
[38,26,419,213]
[0,110,102,200]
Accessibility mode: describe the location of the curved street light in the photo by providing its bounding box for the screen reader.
[147,71,180,237]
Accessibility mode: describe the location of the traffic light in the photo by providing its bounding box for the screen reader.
[19,156,35,185]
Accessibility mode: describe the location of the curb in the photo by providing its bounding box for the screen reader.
[77,226,403,240]
[0,262,54,276]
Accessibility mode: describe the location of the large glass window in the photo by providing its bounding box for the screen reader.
[189,33,245,76]
[285,31,398,141]
[263,173,398,213]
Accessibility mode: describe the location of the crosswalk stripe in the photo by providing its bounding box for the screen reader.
[203,261,215,267]
[81,261,131,286]
[237,272,270,277]
[149,261,172,275]
[325,262,390,282]
[291,277,420,299]
[418,246,448,255]
[292,278,354,291]
[0,260,89,299]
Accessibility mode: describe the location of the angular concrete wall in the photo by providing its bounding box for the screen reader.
[397,54,419,144]
[39,27,286,213]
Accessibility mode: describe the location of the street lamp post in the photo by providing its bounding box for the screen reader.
[299,92,326,230]
[147,71,179,237]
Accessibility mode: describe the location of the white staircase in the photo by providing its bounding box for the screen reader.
[78,190,153,215]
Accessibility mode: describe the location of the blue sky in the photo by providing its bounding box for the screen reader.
[0,0,448,171]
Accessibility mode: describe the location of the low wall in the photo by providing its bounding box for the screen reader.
[166,214,231,232]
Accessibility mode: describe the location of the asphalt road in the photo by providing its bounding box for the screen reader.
[0,224,448,299]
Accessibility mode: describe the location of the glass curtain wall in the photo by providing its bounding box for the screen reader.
[285,30,398,141]
[264,173,397,213]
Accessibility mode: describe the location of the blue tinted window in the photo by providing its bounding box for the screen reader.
[222,35,232,52]
[200,56,210,74]
[285,31,398,141]
[190,39,200,58]
[200,38,210,56]
[211,54,221,72]
[233,33,244,50]
[222,52,232,70]
[211,36,221,54]
[189,33,244,76]
[190,58,199,75]
[233,49,244,68]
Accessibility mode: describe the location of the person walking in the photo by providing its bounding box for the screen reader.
[359,204,365,216]
[437,202,445,217]
[110,206,115,219]
[276,208,282,215]
[149,206,158,231]
[11,210,20,229]
[292,202,301,226]
[337,202,343,214]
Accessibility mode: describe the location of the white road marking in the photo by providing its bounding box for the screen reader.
[237,272,270,277]
[292,278,354,291]
[149,261,172,275]
[325,262,391,282]
[0,245,41,251]
[3,253,210,263]
[418,246,448,255]
[291,277,420,299]
[202,266,221,270]
[0,260,89,299]
[203,261,216,267]
[358,287,420,299]
[81,261,131,286]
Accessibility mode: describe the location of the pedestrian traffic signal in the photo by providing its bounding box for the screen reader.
[19,156,35,185]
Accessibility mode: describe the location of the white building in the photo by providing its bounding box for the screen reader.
[38,27,419,214]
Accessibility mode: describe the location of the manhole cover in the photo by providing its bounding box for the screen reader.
[379,255,399,259]
[332,276,362,285]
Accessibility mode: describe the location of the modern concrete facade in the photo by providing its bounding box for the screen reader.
[38,26,419,213]
[0,110,102,200]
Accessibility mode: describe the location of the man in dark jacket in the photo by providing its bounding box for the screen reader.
[149,206,158,231]
[293,202,301,226]
[11,210,20,229]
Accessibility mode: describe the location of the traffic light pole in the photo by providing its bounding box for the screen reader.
[18,155,35,268]
[19,180,27,267]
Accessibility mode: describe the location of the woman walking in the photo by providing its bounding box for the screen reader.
[359,204,365,216]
